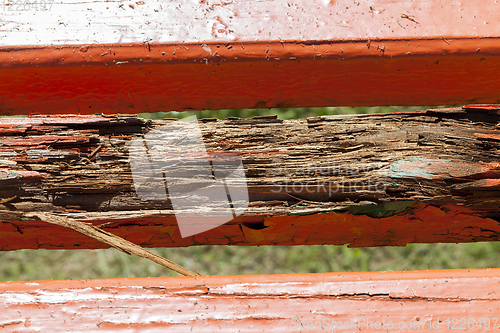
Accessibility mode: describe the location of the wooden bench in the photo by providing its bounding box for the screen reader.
[2,0,500,331]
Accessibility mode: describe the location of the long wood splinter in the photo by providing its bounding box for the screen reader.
[27,212,198,277]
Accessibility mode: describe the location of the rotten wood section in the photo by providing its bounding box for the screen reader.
[1,269,500,332]
[1,105,500,249]
[1,0,500,114]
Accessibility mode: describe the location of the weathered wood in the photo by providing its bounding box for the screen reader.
[1,0,500,114]
[1,105,500,249]
[2,269,500,332]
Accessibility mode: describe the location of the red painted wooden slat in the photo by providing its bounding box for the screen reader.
[0,0,500,114]
[1,108,500,250]
[2,203,500,250]
[1,269,500,332]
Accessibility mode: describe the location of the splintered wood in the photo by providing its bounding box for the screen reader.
[1,106,500,250]
[25,212,197,277]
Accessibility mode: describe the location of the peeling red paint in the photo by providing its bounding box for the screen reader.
[464,104,500,111]
[390,158,500,180]
[475,132,500,140]
[0,169,49,181]
[0,1,499,328]
[0,135,90,146]
[0,111,499,249]
[1,203,499,250]
[1,39,500,114]
[1,269,500,331]
[453,178,500,190]
[0,114,141,125]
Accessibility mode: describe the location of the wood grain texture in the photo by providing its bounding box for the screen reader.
[1,269,500,332]
[1,0,500,113]
[1,105,500,249]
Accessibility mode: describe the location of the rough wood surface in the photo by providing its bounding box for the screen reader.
[2,105,500,249]
[1,0,500,113]
[1,269,500,332]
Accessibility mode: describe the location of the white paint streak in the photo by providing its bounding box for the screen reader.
[201,43,212,55]
[0,159,17,165]
[211,278,498,299]
[0,287,167,304]
[0,0,497,47]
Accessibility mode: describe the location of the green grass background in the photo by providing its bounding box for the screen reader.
[1,106,499,281]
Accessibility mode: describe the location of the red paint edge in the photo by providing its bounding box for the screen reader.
[1,38,500,114]
[2,203,500,250]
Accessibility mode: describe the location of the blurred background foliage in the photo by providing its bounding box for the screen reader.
[2,105,499,282]
[137,105,425,120]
